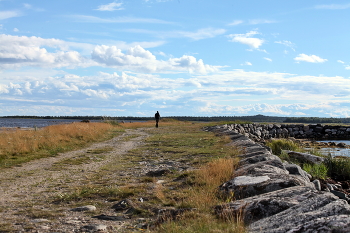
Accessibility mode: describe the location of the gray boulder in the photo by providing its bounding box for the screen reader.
[215,186,316,223]
[284,150,325,164]
[219,174,313,200]
[249,194,350,232]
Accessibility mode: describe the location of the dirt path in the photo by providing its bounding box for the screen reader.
[0,128,150,232]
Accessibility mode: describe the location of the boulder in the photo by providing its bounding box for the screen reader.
[219,174,313,200]
[209,124,350,232]
[249,195,350,232]
[284,150,325,164]
[215,186,316,223]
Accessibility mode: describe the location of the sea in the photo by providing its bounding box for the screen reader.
[302,140,350,158]
[314,140,350,157]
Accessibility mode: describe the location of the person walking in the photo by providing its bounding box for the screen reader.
[155,111,160,128]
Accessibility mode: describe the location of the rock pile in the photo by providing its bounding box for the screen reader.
[205,125,350,233]
[226,123,350,140]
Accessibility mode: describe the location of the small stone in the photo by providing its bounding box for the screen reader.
[82,224,107,232]
[111,199,135,211]
[313,180,321,191]
[31,218,50,223]
[70,205,96,212]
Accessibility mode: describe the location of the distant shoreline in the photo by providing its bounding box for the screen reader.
[0,115,349,124]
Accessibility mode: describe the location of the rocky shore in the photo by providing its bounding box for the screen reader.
[226,123,350,140]
[206,124,350,233]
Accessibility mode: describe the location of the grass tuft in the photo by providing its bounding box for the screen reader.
[303,163,328,180]
[266,139,299,156]
[324,155,350,180]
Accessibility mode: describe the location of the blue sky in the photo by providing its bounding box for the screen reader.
[1,0,350,117]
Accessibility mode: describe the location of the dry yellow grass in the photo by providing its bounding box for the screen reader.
[186,157,238,211]
[0,122,121,167]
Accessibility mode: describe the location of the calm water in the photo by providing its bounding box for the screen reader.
[0,118,98,128]
[313,140,350,157]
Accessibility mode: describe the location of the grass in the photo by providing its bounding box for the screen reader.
[266,139,299,156]
[302,163,328,180]
[0,120,245,232]
[324,155,350,180]
[0,122,124,168]
[265,138,350,182]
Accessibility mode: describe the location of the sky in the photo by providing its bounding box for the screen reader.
[1,0,350,117]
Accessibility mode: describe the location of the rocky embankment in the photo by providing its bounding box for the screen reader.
[206,124,350,233]
[227,123,350,140]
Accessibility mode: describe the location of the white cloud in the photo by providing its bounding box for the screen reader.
[241,62,252,66]
[294,54,327,63]
[13,28,19,32]
[264,57,272,62]
[95,1,124,11]
[228,19,275,26]
[23,3,44,11]
[315,3,350,10]
[228,30,264,49]
[275,40,296,51]
[1,69,350,117]
[0,34,90,69]
[91,45,218,74]
[0,11,22,20]
[228,20,243,26]
[176,28,226,40]
[68,15,172,24]
[337,60,345,64]
[248,19,276,25]
[124,27,225,40]
[0,34,217,74]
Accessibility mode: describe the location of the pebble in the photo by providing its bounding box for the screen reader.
[82,224,108,232]
[70,205,97,212]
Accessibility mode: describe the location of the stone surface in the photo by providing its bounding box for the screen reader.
[249,197,350,233]
[222,123,350,140]
[215,186,317,223]
[208,127,350,232]
[285,150,325,164]
[313,179,321,191]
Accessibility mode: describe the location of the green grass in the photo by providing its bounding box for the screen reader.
[266,139,299,156]
[324,155,350,180]
[303,163,328,180]
[266,138,350,182]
